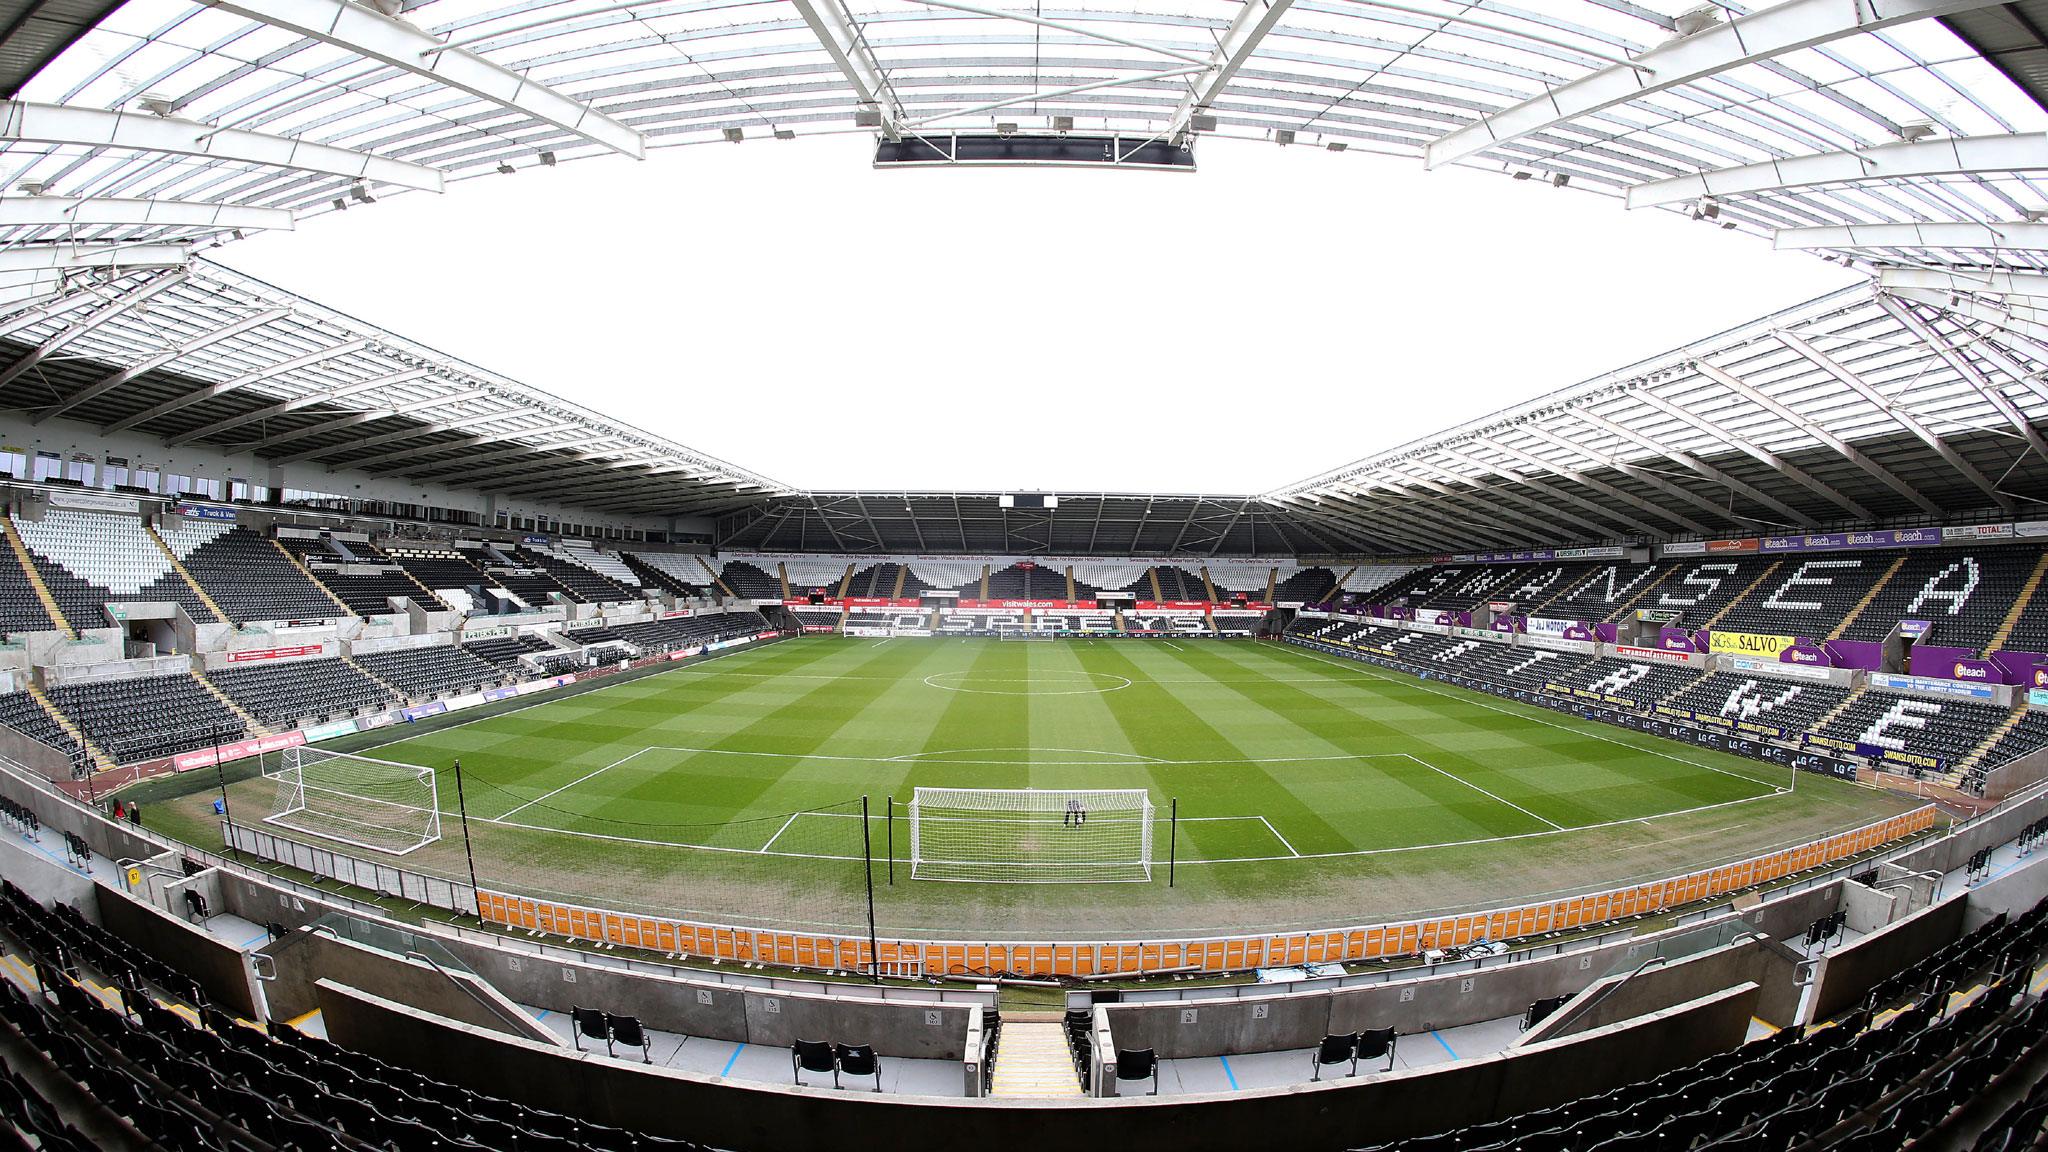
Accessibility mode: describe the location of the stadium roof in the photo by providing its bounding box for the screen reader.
[0,0,2043,552]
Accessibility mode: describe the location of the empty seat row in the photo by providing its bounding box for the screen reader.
[202,659,398,728]
[353,646,505,700]
[44,674,244,764]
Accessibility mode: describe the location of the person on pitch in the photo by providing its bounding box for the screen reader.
[1064,797,1080,827]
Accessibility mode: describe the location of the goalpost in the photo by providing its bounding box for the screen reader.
[908,787,1154,882]
[264,747,443,856]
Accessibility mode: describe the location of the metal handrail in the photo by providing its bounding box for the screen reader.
[403,948,533,1037]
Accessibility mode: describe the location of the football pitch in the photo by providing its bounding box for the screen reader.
[176,636,1917,940]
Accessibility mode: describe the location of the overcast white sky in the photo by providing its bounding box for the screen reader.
[217,135,1856,495]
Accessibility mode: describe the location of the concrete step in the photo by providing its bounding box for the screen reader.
[989,1021,1083,1098]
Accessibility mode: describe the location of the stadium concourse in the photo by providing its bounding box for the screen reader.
[10,0,2048,1144]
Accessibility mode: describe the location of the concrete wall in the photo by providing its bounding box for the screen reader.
[316,979,1755,1152]
[1961,856,2048,932]
[91,882,261,1017]
[1898,790,2048,878]
[261,930,558,1044]
[0,833,97,911]
[1841,879,1904,935]
[222,872,972,1058]
[1807,892,1970,1023]
[1526,937,1797,1039]
[1103,912,1762,1060]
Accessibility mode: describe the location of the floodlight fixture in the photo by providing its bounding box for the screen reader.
[1326,141,1347,152]
[1898,122,1936,142]
[997,122,1018,136]
[1190,113,1218,132]
[497,162,516,174]
[854,108,882,127]
[1274,129,1294,146]
[774,128,795,140]
[137,95,175,117]
[350,183,374,203]
[1052,116,1073,133]
[724,128,744,143]
[539,151,558,165]
[15,181,45,196]
[1551,172,1570,187]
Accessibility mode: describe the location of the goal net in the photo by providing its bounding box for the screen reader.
[264,747,442,856]
[908,787,1154,883]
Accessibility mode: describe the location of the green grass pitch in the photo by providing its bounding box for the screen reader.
[172,636,1915,940]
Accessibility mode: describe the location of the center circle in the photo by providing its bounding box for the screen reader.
[921,670,1133,696]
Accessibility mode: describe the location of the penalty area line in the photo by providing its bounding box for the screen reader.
[758,812,802,854]
[496,747,655,821]
[1403,753,1565,831]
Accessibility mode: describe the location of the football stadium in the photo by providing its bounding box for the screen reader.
[5,0,2048,1150]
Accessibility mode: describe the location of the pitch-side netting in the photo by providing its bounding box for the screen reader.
[909,787,1153,883]
[265,747,441,856]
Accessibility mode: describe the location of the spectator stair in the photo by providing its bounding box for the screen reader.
[696,556,739,600]
[891,566,908,598]
[1199,567,1219,601]
[270,538,354,618]
[341,652,402,699]
[23,681,109,772]
[1989,550,2048,651]
[835,564,855,598]
[988,1019,1082,1098]
[1602,563,1680,619]
[140,525,227,624]
[189,670,264,736]
[775,562,790,601]
[1959,708,2034,777]
[1831,554,1910,640]
[1324,566,1354,602]
[1811,686,1869,738]
[1701,559,1784,631]
[2,519,72,638]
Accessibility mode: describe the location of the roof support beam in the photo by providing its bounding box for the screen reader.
[202,0,643,158]
[1167,0,1297,140]
[0,242,188,274]
[104,337,373,434]
[1315,486,1501,550]
[0,270,186,391]
[394,435,621,480]
[319,418,580,469]
[271,399,502,461]
[1335,479,1553,548]
[1629,388,1872,520]
[0,195,294,232]
[1513,422,1754,530]
[1878,294,2048,467]
[1567,406,1820,529]
[1885,286,2048,376]
[1688,358,1941,515]
[1773,221,2048,253]
[0,101,442,191]
[790,0,903,137]
[1404,457,1618,541]
[1877,267,2048,299]
[167,367,430,447]
[246,386,491,452]
[1772,329,2012,511]
[33,306,289,424]
[1472,434,1711,535]
[1426,0,2003,170]
[1434,445,1663,538]
[1629,131,2048,209]
[1276,493,1436,552]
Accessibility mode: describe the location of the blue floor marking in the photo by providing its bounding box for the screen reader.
[1431,1031,1457,1060]
[721,1044,746,1076]
[1219,1055,1239,1090]
[238,931,270,949]
[535,1009,551,1022]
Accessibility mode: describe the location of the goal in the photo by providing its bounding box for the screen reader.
[264,747,442,856]
[908,787,1154,882]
